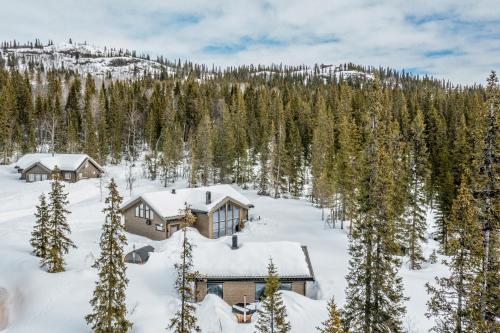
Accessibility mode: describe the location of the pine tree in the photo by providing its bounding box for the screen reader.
[335,84,359,231]
[310,93,334,218]
[42,168,76,272]
[404,108,430,269]
[0,76,16,164]
[473,71,499,332]
[30,194,50,259]
[168,203,200,333]
[343,80,407,333]
[160,120,183,187]
[425,178,484,332]
[86,179,132,333]
[255,259,291,333]
[317,297,345,333]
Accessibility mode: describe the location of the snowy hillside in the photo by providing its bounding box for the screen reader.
[0,161,448,333]
[254,65,375,82]
[0,43,174,79]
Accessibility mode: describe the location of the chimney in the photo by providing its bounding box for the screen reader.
[232,234,238,249]
[206,191,211,205]
[171,189,176,194]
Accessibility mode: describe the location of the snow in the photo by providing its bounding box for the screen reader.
[0,43,174,80]
[254,65,375,82]
[0,161,448,332]
[15,153,99,172]
[123,184,252,219]
[188,235,312,278]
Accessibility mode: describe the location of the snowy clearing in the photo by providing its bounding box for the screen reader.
[0,163,447,332]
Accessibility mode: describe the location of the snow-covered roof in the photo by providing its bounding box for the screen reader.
[15,153,102,172]
[192,239,314,279]
[122,185,252,219]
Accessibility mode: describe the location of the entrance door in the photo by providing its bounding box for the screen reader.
[169,224,180,237]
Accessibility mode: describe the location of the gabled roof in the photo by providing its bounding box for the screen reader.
[121,185,252,219]
[192,240,314,280]
[16,153,103,172]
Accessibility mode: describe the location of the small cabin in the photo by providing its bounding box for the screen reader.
[15,153,103,183]
[120,185,253,241]
[193,236,315,306]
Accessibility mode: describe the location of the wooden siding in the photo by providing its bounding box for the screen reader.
[123,200,168,240]
[22,164,51,181]
[195,280,307,305]
[121,196,249,240]
[75,159,102,181]
[195,213,210,238]
[22,158,102,183]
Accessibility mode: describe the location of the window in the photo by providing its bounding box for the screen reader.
[78,172,83,179]
[280,283,292,291]
[41,174,48,181]
[155,223,164,231]
[255,282,292,301]
[213,210,220,238]
[64,172,72,180]
[211,203,241,239]
[255,283,266,301]
[135,203,154,219]
[28,174,35,182]
[219,206,226,236]
[207,283,223,298]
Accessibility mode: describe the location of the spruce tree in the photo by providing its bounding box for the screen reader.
[255,259,291,333]
[474,71,499,331]
[42,168,76,273]
[425,178,484,332]
[30,194,50,259]
[342,80,407,333]
[317,297,345,333]
[86,178,132,333]
[404,108,430,269]
[168,203,200,333]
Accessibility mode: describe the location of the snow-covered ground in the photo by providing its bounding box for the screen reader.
[0,162,447,332]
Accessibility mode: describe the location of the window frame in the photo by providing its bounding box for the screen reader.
[255,282,266,301]
[64,172,72,180]
[207,282,224,299]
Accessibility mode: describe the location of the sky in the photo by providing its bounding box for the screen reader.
[1,0,499,84]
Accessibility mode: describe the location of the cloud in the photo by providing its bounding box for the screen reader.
[0,0,499,84]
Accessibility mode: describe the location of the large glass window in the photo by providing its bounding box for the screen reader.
[280,283,292,291]
[213,210,220,238]
[212,203,241,238]
[219,206,226,236]
[207,283,223,298]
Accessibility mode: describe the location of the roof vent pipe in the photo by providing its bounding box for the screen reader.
[232,234,238,249]
[206,191,211,205]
